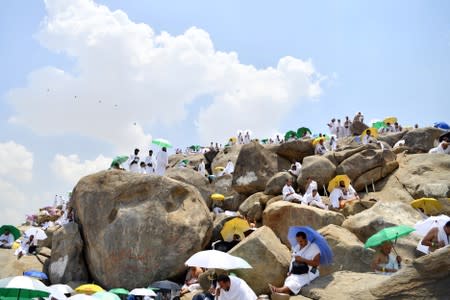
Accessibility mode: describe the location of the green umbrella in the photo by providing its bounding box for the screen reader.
[181,159,189,165]
[109,288,129,296]
[364,225,415,248]
[0,225,21,240]
[189,145,201,151]
[152,138,172,148]
[296,127,312,138]
[284,130,297,140]
[372,121,387,130]
[261,138,269,144]
[110,156,128,168]
[93,291,121,300]
[0,276,50,300]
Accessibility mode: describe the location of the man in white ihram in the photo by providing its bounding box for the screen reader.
[223,160,234,175]
[155,147,169,176]
[144,150,155,174]
[282,178,304,204]
[214,274,256,300]
[198,159,207,177]
[128,148,140,173]
[0,230,14,249]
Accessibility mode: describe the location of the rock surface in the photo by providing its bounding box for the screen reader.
[403,127,444,153]
[0,248,46,278]
[211,145,242,173]
[264,172,294,195]
[238,192,269,222]
[228,226,291,295]
[350,120,369,135]
[275,140,314,162]
[72,170,213,289]
[296,156,336,194]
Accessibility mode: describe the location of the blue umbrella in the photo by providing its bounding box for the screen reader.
[287,226,333,265]
[434,122,450,130]
[23,270,48,280]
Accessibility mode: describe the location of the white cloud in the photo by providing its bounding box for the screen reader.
[0,179,28,225]
[0,141,34,182]
[51,153,111,185]
[7,0,323,148]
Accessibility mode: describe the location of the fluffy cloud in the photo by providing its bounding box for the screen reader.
[0,141,33,182]
[0,179,29,225]
[7,0,323,147]
[51,154,111,185]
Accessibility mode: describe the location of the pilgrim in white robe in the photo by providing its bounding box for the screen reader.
[282,184,305,203]
[329,188,344,209]
[224,161,234,175]
[217,276,257,300]
[128,154,140,173]
[289,162,302,176]
[198,161,207,176]
[0,233,14,248]
[304,193,327,209]
[144,155,155,174]
[417,225,450,255]
[155,150,168,176]
[314,143,327,155]
[304,180,318,197]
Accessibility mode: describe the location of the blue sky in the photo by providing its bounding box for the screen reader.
[1,0,449,224]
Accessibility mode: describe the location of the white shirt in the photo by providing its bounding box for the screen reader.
[315,144,327,155]
[224,161,234,174]
[198,161,206,176]
[282,184,295,200]
[304,193,322,205]
[305,180,318,196]
[217,276,257,300]
[329,188,344,208]
[0,233,14,247]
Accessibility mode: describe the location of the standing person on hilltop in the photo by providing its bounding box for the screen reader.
[344,116,352,136]
[155,147,169,176]
[327,118,337,135]
[336,119,345,139]
[144,150,155,174]
[198,159,207,177]
[128,148,140,173]
[223,159,234,175]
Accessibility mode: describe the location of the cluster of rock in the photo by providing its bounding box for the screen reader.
[4,127,448,299]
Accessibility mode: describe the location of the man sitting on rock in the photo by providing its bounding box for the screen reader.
[362,129,376,145]
[428,141,449,154]
[282,178,304,204]
[0,230,14,249]
[214,274,257,300]
[304,177,318,197]
[343,183,360,202]
[314,139,327,155]
[371,241,401,275]
[329,184,345,210]
[304,189,328,210]
[288,161,302,177]
[420,220,450,253]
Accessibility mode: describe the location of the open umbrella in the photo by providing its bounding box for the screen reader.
[311,137,324,146]
[152,138,172,148]
[229,137,237,143]
[360,127,379,138]
[69,295,95,300]
[189,145,201,151]
[433,121,450,130]
[50,284,75,295]
[129,289,156,297]
[287,226,333,265]
[185,250,252,270]
[92,292,120,300]
[410,198,442,215]
[372,121,387,130]
[214,166,224,172]
[327,175,351,193]
[364,225,415,248]
[75,284,104,295]
[414,215,450,236]
[220,218,250,241]
[261,138,269,144]
[0,276,50,299]
[148,281,180,291]
[23,270,48,281]
[296,127,312,138]
[384,117,397,124]
[108,289,129,296]
[0,225,21,240]
[211,193,225,201]
[284,130,297,140]
[110,156,128,168]
[24,227,47,241]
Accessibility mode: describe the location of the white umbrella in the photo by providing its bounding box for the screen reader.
[0,276,50,298]
[25,227,48,240]
[47,290,68,300]
[129,288,156,297]
[185,250,252,270]
[69,295,95,300]
[50,284,75,295]
[414,215,450,236]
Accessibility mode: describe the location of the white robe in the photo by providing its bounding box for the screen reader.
[128,154,140,173]
[375,253,400,275]
[343,184,358,200]
[155,151,168,176]
[224,161,234,174]
[314,144,327,155]
[290,162,302,176]
[217,276,257,300]
[198,161,206,176]
[0,233,14,248]
[429,142,450,154]
[284,242,321,294]
[305,180,318,197]
[304,193,327,209]
[282,185,304,203]
[329,188,344,209]
[144,155,155,174]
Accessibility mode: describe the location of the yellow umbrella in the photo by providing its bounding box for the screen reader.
[327,175,351,193]
[411,198,442,215]
[214,166,225,172]
[220,217,250,241]
[360,127,379,138]
[211,193,225,201]
[384,117,397,124]
[76,284,104,295]
[312,137,324,146]
[229,137,237,143]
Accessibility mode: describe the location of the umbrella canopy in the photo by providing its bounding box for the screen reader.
[439,131,450,142]
[229,137,237,143]
[414,215,450,236]
[287,226,333,265]
[49,284,75,295]
[23,270,48,281]
[110,156,128,167]
[211,193,225,201]
[129,289,156,297]
[185,250,252,270]
[214,166,224,172]
[312,137,325,146]
[296,127,312,138]
[383,117,397,124]
[360,127,379,138]
[434,121,450,130]
[261,138,269,144]
[284,130,297,140]
[108,289,129,296]
[0,276,50,299]
[152,138,172,148]
[372,121,387,130]
[189,145,201,151]
[24,227,47,241]
[48,289,68,300]
[327,175,351,193]
[220,218,250,241]
[0,225,21,240]
[364,225,415,248]
[148,280,180,291]
[69,295,95,300]
[75,284,104,295]
[92,292,120,300]
[411,198,442,215]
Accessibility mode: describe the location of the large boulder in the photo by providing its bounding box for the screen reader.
[296,156,336,194]
[264,172,294,196]
[39,225,60,249]
[238,192,270,222]
[352,160,399,192]
[370,246,450,299]
[165,168,213,208]
[48,223,89,284]
[210,214,237,243]
[72,170,213,289]
[168,153,205,169]
[318,225,375,276]
[275,140,314,162]
[232,142,289,195]
[212,174,244,211]
[211,145,242,173]
[394,153,450,198]
[228,226,291,295]
[350,120,369,135]
[403,127,444,153]
[263,202,345,246]
[377,131,407,147]
[331,145,367,165]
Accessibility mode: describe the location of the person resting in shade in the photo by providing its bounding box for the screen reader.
[0,230,14,249]
[371,241,401,275]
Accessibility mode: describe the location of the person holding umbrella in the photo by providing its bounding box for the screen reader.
[371,241,401,274]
